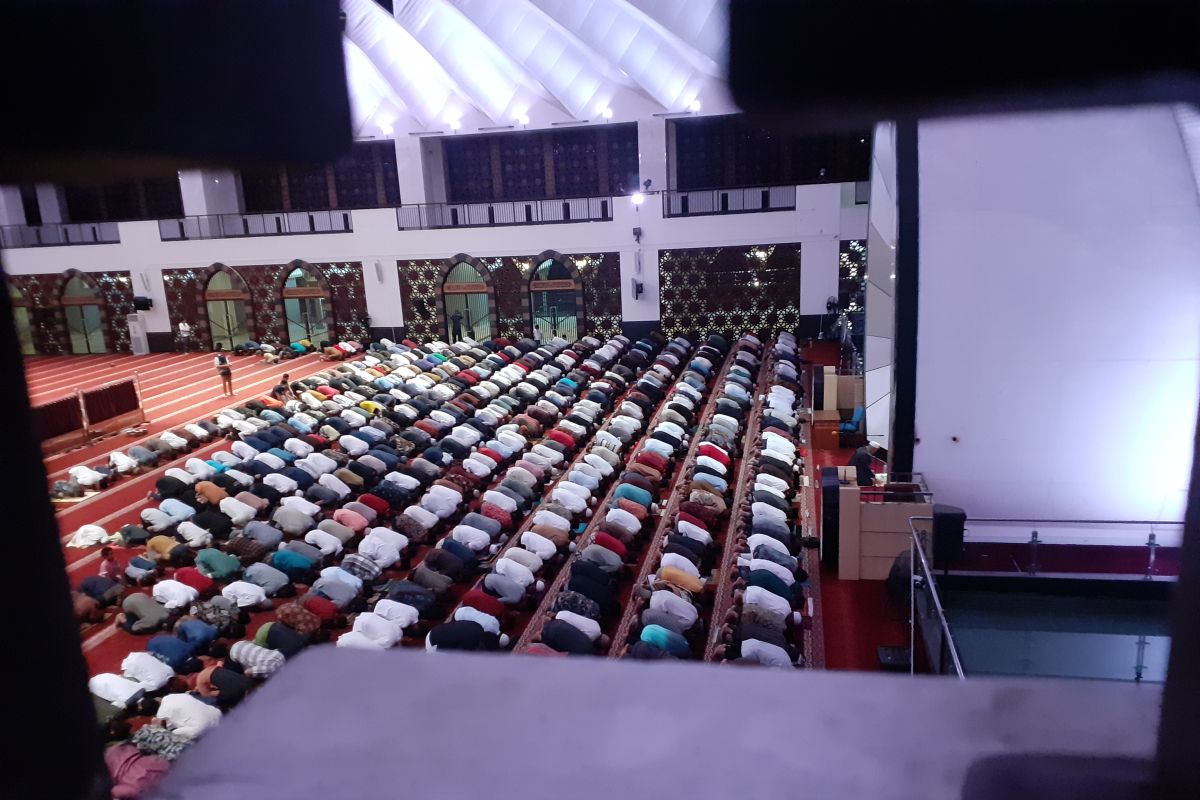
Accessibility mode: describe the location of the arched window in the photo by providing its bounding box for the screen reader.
[442,260,492,341]
[61,273,106,354]
[282,263,331,345]
[529,257,579,342]
[205,268,252,351]
[9,283,35,355]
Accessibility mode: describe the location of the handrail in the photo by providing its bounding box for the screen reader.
[662,185,797,217]
[908,516,966,679]
[396,196,612,230]
[0,221,120,248]
[158,210,353,240]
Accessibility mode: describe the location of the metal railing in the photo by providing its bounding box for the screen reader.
[949,518,1185,580]
[158,210,353,240]
[395,196,612,230]
[0,221,120,248]
[909,517,966,679]
[663,184,797,217]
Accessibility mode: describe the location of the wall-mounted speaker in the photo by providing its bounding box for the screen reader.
[133,295,153,311]
[374,260,383,282]
[630,278,644,299]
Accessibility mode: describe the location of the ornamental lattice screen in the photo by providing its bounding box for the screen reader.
[400,252,621,343]
[6,270,134,354]
[164,262,368,348]
[658,243,803,339]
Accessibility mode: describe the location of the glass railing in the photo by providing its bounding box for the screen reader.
[0,221,120,248]
[908,517,966,678]
[158,210,353,240]
[662,184,797,217]
[914,517,1180,682]
[946,519,1183,580]
[395,196,612,230]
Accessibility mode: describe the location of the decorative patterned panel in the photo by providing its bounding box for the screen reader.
[483,257,530,340]
[286,164,332,211]
[659,243,803,339]
[8,273,68,355]
[7,270,133,354]
[607,123,640,194]
[552,129,599,198]
[578,252,622,340]
[93,271,135,352]
[397,259,444,341]
[321,261,370,341]
[673,114,871,189]
[444,136,495,203]
[500,132,546,200]
[164,261,366,349]
[240,166,285,214]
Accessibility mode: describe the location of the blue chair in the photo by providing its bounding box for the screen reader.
[840,407,864,433]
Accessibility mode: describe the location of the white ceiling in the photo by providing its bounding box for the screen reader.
[341,0,735,138]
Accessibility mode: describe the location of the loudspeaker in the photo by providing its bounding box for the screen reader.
[133,295,153,311]
[932,503,967,562]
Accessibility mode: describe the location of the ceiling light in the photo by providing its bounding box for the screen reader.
[688,99,702,113]
[600,107,613,119]
[517,113,530,126]
[753,249,768,260]
[380,122,394,135]
[631,192,645,206]
[574,259,587,270]
[890,273,896,279]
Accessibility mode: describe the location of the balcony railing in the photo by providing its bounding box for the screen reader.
[0,221,120,248]
[663,185,797,217]
[159,210,353,240]
[396,196,612,230]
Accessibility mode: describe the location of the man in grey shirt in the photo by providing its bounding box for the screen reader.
[116,593,171,633]
[272,506,314,537]
[243,563,293,597]
[311,575,361,611]
[483,573,526,606]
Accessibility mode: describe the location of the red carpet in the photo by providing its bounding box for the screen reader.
[819,563,909,670]
[30,352,329,478]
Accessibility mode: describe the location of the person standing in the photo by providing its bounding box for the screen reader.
[214,345,233,397]
[178,320,193,353]
[848,441,881,487]
[450,310,463,341]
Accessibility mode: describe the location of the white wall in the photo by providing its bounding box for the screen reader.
[866,122,898,449]
[915,106,1200,536]
[2,182,861,331]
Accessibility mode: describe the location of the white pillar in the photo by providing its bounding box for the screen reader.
[637,117,667,193]
[35,183,67,223]
[396,136,427,205]
[420,137,447,203]
[0,186,26,226]
[178,170,243,216]
[799,237,840,315]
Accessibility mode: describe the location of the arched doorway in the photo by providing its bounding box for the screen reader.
[282,262,332,345]
[205,266,253,350]
[9,282,35,355]
[61,273,107,354]
[442,260,492,342]
[529,254,581,342]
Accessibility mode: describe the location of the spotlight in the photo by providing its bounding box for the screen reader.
[449,119,462,131]
[517,113,530,126]
[600,107,613,119]
[631,192,645,206]
[890,273,896,279]
[688,99,701,113]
